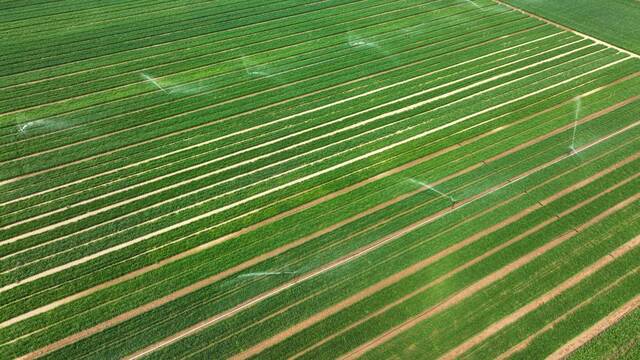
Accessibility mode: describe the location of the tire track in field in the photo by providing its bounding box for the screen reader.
[228,159,640,360]
[1,35,581,250]
[0,80,575,328]
[2,70,631,294]
[547,294,640,360]
[2,67,628,326]
[441,238,640,359]
[28,111,632,354]
[0,28,552,223]
[340,195,640,359]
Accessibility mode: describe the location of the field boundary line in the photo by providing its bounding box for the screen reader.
[494,0,640,59]
[440,237,640,359]
[547,294,640,360]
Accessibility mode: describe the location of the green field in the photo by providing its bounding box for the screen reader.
[504,0,640,54]
[0,0,638,359]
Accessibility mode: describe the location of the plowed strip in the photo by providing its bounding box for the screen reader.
[340,195,638,359]
[547,294,640,360]
[440,236,640,359]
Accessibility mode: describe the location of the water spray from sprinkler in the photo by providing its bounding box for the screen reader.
[410,178,456,203]
[569,96,582,155]
[465,0,481,9]
[141,73,169,94]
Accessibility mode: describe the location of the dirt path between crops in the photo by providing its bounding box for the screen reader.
[547,294,640,360]
[3,76,582,328]
[441,236,640,359]
[496,266,640,360]
[494,1,640,59]
[11,106,639,358]
[340,194,639,359]
[6,72,636,301]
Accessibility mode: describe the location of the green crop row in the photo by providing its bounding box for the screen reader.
[1,55,635,325]
[0,3,520,159]
[0,17,554,198]
[0,26,570,226]
[1,0,328,50]
[1,47,625,284]
[364,200,640,360]
[461,249,640,359]
[66,117,640,360]
[2,92,636,358]
[0,0,385,75]
[0,32,591,242]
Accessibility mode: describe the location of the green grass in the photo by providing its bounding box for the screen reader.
[505,0,640,54]
[0,1,638,358]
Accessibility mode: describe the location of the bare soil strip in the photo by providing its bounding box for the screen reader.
[340,195,638,359]
[547,294,640,360]
[496,268,640,360]
[494,0,640,59]
[6,64,624,304]
[440,236,640,359]
[88,132,640,358]
[1,30,562,218]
